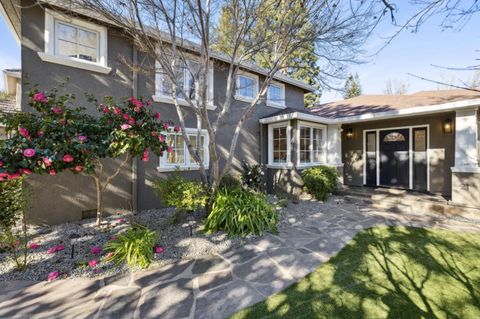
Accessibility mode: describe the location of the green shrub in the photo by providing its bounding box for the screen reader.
[204,188,278,237]
[240,161,265,192]
[104,225,158,269]
[219,174,242,191]
[0,178,27,230]
[301,166,338,201]
[153,173,207,212]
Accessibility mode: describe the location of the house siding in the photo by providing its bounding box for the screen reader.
[341,112,455,195]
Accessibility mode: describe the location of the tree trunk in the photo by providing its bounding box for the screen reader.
[95,178,102,227]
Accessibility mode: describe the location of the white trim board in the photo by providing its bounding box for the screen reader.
[0,3,20,45]
[362,124,430,192]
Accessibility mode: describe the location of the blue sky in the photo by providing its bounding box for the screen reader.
[0,5,478,102]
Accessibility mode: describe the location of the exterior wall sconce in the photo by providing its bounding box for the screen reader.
[443,118,453,134]
[346,128,354,139]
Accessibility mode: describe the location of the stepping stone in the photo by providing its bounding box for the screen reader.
[266,247,323,279]
[220,245,260,264]
[250,278,295,296]
[132,260,193,287]
[194,280,264,319]
[249,233,287,251]
[137,278,194,319]
[233,255,289,284]
[97,287,140,319]
[196,270,233,292]
[192,256,230,274]
[104,272,131,287]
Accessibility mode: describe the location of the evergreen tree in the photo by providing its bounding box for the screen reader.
[344,73,362,99]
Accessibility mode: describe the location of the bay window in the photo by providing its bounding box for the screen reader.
[297,123,326,166]
[268,122,291,167]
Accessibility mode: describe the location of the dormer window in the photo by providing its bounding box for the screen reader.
[267,82,285,108]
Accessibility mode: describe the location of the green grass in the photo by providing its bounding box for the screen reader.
[232,226,480,319]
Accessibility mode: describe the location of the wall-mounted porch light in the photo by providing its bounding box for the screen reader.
[346,128,354,139]
[443,118,453,134]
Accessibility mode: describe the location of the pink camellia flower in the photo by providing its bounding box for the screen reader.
[141,149,149,162]
[63,154,74,163]
[128,97,142,109]
[167,146,173,153]
[88,260,98,268]
[91,246,102,255]
[23,148,36,158]
[102,106,109,113]
[146,99,153,107]
[162,123,169,130]
[77,135,87,142]
[47,244,65,254]
[0,172,8,178]
[122,113,129,120]
[158,135,165,143]
[154,246,164,254]
[154,112,161,120]
[28,242,40,249]
[19,168,32,175]
[115,218,126,224]
[128,117,135,125]
[43,157,52,167]
[49,169,56,176]
[0,161,3,167]
[114,106,122,115]
[47,271,60,282]
[105,252,114,259]
[33,92,48,104]
[151,131,158,137]
[174,125,181,133]
[134,106,141,113]
[51,106,63,114]
[120,124,131,130]
[37,130,44,137]
[18,127,30,138]
[74,165,83,172]
[8,173,21,180]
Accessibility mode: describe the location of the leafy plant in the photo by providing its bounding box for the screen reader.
[219,173,242,191]
[301,166,338,201]
[104,225,158,269]
[240,161,265,192]
[204,187,278,237]
[153,173,207,212]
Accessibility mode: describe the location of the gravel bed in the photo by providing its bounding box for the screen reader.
[0,206,256,282]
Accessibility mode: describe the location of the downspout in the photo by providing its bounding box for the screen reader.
[131,45,138,213]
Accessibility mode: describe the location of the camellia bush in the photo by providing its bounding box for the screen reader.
[0,87,175,226]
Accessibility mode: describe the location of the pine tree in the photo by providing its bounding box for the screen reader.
[213,0,321,107]
[344,73,362,99]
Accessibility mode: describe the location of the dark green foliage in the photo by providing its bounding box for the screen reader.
[0,178,26,229]
[104,225,158,269]
[301,166,338,201]
[153,173,207,212]
[219,174,242,191]
[344,73,362,99]
[240,162,265,192]
[204,188,278,237]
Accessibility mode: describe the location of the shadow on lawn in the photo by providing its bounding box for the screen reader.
[233,226,480,319]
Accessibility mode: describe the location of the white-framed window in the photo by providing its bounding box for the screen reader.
[267,82,285,108]
[38,9,111,74]
[297,122,327,166]
[267,121,292,167]
[158,128,209,171]
[153,60,215,110]
[235,72,259,102]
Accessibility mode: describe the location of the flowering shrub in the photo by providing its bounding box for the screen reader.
[240,161,265,192]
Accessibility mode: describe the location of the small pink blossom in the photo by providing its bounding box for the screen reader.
[173,125,181,133]
[77,135,87,142]
[51,106,63,114]
[91,246,102,255]
[102,106,109,113]
[23,148,36,158]
[128,117,135,125]
[162,123,169,130]
[154,112,161,120]
[0,172,8,178]
[141,149,149,162]
[146,99,153,107]
[43,157,52,167]
[33,92,48,104]
[74,165,83,172]
[63,154,74,163]
[28,242,40,249]
[122,113,130,120]
[19,168,32,175]
[114,107,122,115]
[47,271,60,281]
[167,146,173,153]
[115,218,126,224]
[151,131,158,137]
[88,260,98,268]
[105,252,114,259]
[128,97,142,109]
[134,106,141,113]
[120,124,131,130]
[8,173,21,180]
[37,131,44,137]
[0,161,3,167]
[49,169,56,176]
[154,246,164,254]
[18,127,30,138]
[47,244,65,254]
[158,135,165,143]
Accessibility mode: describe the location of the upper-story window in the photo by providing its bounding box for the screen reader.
[38,9,110,74]
[267,82,285,108]
[235,72,258,102]
[154,60,215,109]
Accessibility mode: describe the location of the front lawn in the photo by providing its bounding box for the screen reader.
[232,226,480,319]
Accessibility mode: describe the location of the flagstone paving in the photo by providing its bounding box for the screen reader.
[1,199,479,319]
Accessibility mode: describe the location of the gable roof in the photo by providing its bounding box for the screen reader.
[311,90,480,119]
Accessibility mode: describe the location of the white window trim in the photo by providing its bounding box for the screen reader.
[296,121,327,168]
[267,121,293,169]
[153,60,216,110]
[266,81,286,109]
[235,71,259,103]
[38,9,111,74]
[157,128,210,172]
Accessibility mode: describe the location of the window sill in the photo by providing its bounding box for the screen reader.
[266,163,293,169]
[37,52,112,74]
[157,165,205,172]
[451,166,480,173]
[266,101,286,109]
[151,95,216,110]
[234,95,256,103]
[297,162,344,169]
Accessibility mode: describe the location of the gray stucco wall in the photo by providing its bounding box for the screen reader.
[20,2,134,223]
[341,112,455,195]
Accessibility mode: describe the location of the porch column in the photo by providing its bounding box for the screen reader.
[451,108,480,208]
[327,124,344,183]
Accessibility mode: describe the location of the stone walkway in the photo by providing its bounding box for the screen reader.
[1,199,479,319]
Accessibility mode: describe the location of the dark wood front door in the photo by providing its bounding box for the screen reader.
[380,129,409,188]
[413,127,427,191]
[365,131,377,186]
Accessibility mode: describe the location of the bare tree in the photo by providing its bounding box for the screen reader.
[71,0,386,209]
[384,79,409,95]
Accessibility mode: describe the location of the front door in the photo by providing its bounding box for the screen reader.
[379,129,409,188]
